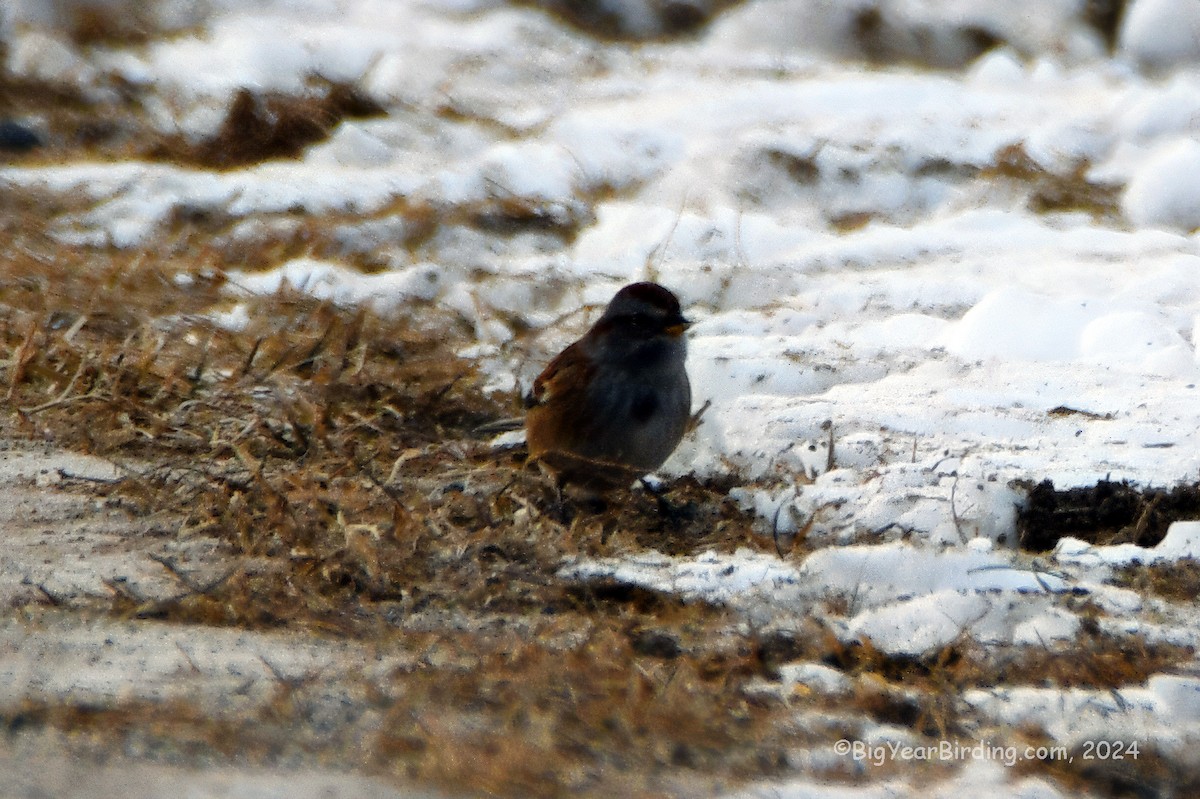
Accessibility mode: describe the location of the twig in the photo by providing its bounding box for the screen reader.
[57,468,122,484]
[102,577,143,603]
[242,336,264,377]
[687,399,712,433]
[771,499,788,557]
[147,552,239,596]
[822,419,835,473]
[965,562,1073,593]
[949,472,966,544]
[175,641,202,674]
[27,580,63,607]
[18,355,92,414]
[5,319,38,401]
[645,192,688,278]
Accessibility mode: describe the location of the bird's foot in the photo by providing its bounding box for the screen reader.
[639,478,696,523]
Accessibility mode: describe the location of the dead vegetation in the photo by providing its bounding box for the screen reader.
[754,619,1191,741]
[984,142,1122,221]
[512,0,1124,63]
[3,187,1197,796]
[146,82,387,169]
[0,56,385,170]
[1016,742,1200,799]
[0,199,797,796]
[1114,559,1200,603]
[373,621,797,795]
[511,0,741,41]
[0,65,146,159]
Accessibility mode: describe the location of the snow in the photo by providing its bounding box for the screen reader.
[796,540,1068,602]
[7,0,1200,794]
[1120,0,1200,71]
[230,258,447,309]
[1055,520,1200,567]
[777,662,852,696]
[729,760,1067,799]
[564,541,1075,655]
[964,675,1200,753]
[7,29,98,86]
[561,548,806,612]
[1123,138,1200,231]
[708,0,1104,68]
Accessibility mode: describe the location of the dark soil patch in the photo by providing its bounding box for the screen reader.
[513,0,741,40]
[148,82,386,169]
[1016,479,1200,552]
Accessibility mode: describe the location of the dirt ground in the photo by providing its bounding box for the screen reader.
[0,441,439,798]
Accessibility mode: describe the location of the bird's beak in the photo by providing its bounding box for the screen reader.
[664,317,691,337]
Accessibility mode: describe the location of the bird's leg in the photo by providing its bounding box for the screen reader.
[550,476,574,524]
[640,477,681,519]
[560,478,607,516]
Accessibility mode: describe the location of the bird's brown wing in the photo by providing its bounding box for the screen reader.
[525,341,592,409]
[525,343,645,492]
[524,340,603,466]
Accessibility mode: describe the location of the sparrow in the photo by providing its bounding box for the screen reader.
[524,281,692,496]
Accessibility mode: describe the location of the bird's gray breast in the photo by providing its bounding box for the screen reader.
[582,350,691,470]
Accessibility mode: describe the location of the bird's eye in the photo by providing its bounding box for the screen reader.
[629,314,656,330]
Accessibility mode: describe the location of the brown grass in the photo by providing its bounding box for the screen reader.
[147,82,387,169]
[751,620,1192,748]
[0,64,384,170]
[373,623,792,795]
[1114,559,1200,603]
[1015,742,1200,799]
[0,198,798,796]
[985,142,1122,221]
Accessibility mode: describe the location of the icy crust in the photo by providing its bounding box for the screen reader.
[563,539,1079,657]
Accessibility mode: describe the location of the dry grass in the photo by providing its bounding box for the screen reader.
[146,82,387,169]
[1114,559,1200,603]
[0,192,799,796]
[0,62,382,171]
[753,620,1192,744]
[984,142,1122,221]
[3,185,1196,796]
[373,623,792,795]
[0,67,149,160]
[1015,741,1200,799]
